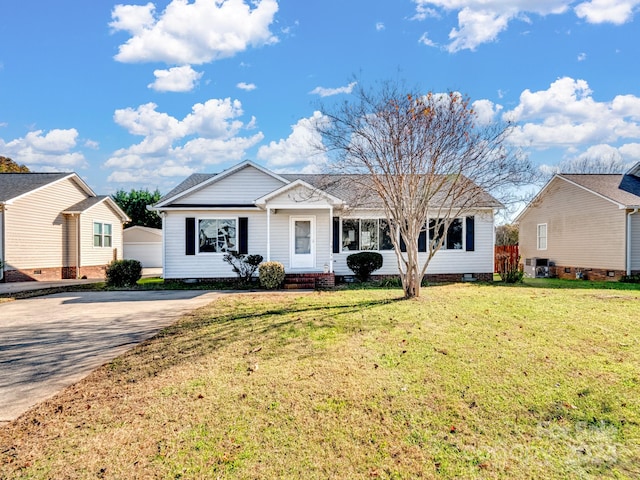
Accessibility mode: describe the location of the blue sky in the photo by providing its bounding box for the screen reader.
[1,0,639,197]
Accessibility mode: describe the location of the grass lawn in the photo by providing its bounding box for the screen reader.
[1,282,639,479]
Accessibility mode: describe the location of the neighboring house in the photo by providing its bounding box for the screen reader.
[152,161,501,285]
[516,163,640,280]
[0,173,130,282]
[123,226,163,268]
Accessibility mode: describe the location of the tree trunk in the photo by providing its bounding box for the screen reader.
[401,266,421,298]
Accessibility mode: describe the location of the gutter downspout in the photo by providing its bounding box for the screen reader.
[160,212,166,279]
[627,208,639,276]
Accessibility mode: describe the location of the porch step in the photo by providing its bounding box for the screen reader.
[283,273,336,290]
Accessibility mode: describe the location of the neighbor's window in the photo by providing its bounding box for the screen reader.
[93,222,113,248]
[342,219,394,251]
[537,223,547,250]
[198,218,237,253]
[429,218,464,250]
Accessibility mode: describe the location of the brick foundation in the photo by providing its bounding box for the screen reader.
[551,266,633,281]
[3,265,107,282]
[284,273,335,290]
[337,272,494,284]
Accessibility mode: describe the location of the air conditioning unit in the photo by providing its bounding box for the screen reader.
[524,258,549,278]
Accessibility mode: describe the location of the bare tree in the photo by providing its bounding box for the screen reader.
[496,224,519,246]
[317,80,532,298]
[546,153,629,176]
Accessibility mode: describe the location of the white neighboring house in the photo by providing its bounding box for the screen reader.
[123,226,163,268]
[151,161,502,286]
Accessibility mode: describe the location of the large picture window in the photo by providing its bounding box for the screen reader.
[93,222,112,247]
[342,219,394,251]
[429,218,464,250]
[199,219,237,253]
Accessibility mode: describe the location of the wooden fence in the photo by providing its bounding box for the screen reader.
[494,245,519,273]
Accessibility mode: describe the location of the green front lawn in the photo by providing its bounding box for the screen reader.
[1,283,639,479]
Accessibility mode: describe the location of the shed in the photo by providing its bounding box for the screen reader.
[123,226,162,268]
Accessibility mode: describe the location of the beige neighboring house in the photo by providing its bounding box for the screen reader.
[0,172,130,282]
[123,226,163,268]
[516,163,640,281]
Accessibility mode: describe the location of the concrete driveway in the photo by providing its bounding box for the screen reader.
[0,290,222,423]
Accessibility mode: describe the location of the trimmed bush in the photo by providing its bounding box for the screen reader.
[106,259,142,287]
[259,261,285,290]
[497,254,524,284]
[346,252,383,282]
[223,251,263,285]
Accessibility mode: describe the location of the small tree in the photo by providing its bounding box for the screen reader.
[112,189,162,229]
[318,80,532,298]
[346,252,383,282]
[0,156,29,172]
[223,252,263,285]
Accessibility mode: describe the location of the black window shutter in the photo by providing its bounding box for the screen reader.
[238,217,248,254]
[185,217,196,255]
[418,228,427,252]
[400,234,407,252]
[466,216,475,252]
[333,217,340,253]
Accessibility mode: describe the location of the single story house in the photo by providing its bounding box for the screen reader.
[152,161,501,286]
[516,162,640,280]
[123,225,163,268]
[0,172,130,282]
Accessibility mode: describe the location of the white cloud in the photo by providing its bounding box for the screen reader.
[577,52,587,61]
[257,111,328,172]
[419,32,437,47]
[472,99,503,125]
[575,0,640,24]
[110,0,279,65]
[309,81,357,97]
[411,1,633,51]
[376,22,385,31]
[0,128,87,170]
[148,65,203,92]
[504,77,640,151]
[106,98,264,185]
[237,82,257,91]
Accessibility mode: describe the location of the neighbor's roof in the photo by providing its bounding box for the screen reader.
[63,195,131,222]
[0,172,75,203]
[559,173,640,207]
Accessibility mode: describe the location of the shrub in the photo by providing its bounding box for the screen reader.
[346,252,383,282]
[496,254,524,284]
[620,274,640,283]
[259,261,285,289]
[223,251,263,285]
[106,259,142,287]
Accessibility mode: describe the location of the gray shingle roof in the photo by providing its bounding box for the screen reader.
[63,196,108,213]
[560,174,640,207]
[0,172,71,203]
[156,170,501,209]
[157,173,217,204]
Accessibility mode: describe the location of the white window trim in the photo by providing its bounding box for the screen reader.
[196,217,239,255]
[537,223,548,250]
[340,218,394,253]
[93,222,113,248]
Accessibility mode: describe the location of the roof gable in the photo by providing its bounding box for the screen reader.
[0,173,94,203]
[255,179,346,208]
[155,160,289,207]
[64,196,131,222]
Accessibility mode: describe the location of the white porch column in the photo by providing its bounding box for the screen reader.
[329,206,334,273]
[266,207,271,262]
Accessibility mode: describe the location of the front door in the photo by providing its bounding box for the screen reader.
[290,216,315,269]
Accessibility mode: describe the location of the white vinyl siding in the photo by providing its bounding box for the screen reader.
[4,178,88,269]
[179,165,286,205]
[333,210,495,276]
[123,227,163,268]
[519,178,627,270]
[631,212,640,271]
